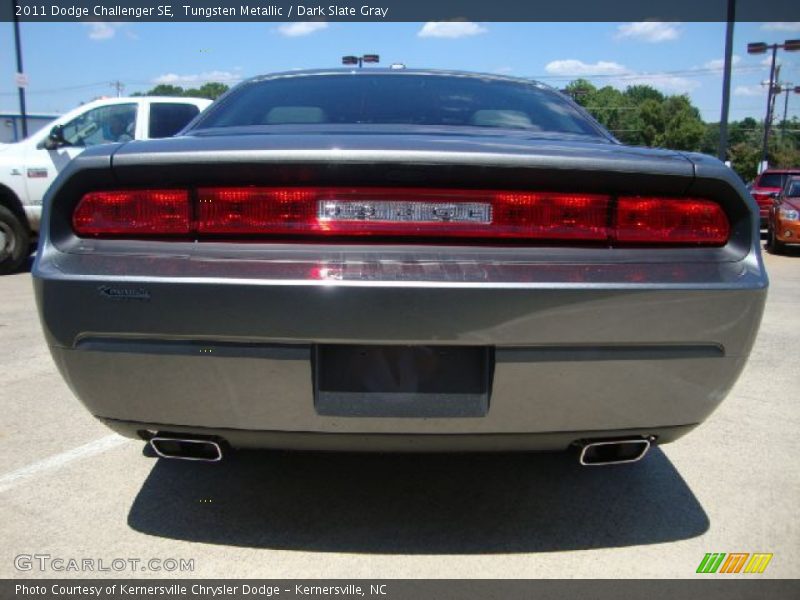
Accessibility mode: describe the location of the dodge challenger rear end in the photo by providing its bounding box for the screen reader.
[33,70,767,465]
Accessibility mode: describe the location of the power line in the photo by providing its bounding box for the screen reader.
[527,65,770,81]
[1,65,779,98]
[0,81,113,96]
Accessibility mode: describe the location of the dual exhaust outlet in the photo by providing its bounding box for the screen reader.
[577,438,652,466]
[149,436,223,462]
[148,435,652,465]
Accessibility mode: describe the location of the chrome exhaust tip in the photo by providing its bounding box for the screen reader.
[578,438,651,466]
[149,437,223,462]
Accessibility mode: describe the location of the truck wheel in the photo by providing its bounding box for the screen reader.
[766,225,785,255]
[0,205,30,275]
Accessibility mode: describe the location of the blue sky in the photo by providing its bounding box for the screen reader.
[1,21,799,122]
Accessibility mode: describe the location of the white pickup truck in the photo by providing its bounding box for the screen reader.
[0,96,211,274]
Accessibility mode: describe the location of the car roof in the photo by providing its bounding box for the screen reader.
[243,68,555,91]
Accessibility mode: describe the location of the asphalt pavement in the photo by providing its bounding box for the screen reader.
[1,249,798,578]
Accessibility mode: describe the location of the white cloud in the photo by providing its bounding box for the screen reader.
[761,22,800,32]
[544,58,697,93]
[734,85,764,97]
[276,22,328,37]
[417,21,487,39]
[615,22,681,43]
[703,55,741,70]
[153,70,243,86]
[545,59,628,76]
[760,56,791,69]
[624,73,698,93]
[84,22,125,41]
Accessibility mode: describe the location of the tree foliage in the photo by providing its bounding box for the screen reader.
[564,79,799,183]
[132,81,230,100]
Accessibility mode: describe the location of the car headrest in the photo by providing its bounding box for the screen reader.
[470,110,534,129]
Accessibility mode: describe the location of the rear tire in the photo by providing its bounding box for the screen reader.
[0,205,30,275]
[766,225,786,255]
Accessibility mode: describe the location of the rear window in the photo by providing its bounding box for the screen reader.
[758,173,790,188]
[149,103,200,138]
[192,73,603,137]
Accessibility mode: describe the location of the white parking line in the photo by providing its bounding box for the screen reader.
[0,434,129,494]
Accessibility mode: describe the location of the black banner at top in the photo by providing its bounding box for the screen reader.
[1,0,799,22]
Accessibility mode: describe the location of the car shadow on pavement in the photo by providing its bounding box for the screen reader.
[127,447,708,553]
[763,244,800,257]
[12,253,35,274]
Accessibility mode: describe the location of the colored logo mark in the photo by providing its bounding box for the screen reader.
[696,553,773,574]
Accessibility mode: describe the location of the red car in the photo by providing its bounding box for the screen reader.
[749,169,800,227]
[766,175,800,254]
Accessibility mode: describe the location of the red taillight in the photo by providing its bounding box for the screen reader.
[72,187,731,246]
[73,190,190,236]
[196,187,610,241]
[616,197,730,245]
[751,192,773,207]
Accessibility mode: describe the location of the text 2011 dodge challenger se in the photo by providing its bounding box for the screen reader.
[33,70,767,465]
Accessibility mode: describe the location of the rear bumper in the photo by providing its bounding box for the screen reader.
[33,247,768,446]
[103,419,698,452]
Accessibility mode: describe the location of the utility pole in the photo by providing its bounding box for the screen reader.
[778,82,799,135]
[782,84,790,134]
[12,0,28,138]
[111,81,125,97]
[747,38,800,173]
[718,0,735,162]
[762,46,778,172]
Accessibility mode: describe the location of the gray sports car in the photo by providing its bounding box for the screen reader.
[33,69,767,465]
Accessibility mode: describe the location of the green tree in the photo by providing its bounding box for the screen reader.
[186,82,229,100]
[770,136,800,170]
[564,79,597,104]
[658,95,705,150]
[147,84,186,97]
[133,82,229,100]
[729,139,762,182]
[562,78,798,183]
[623,85,665,105]
[700,122,720,156]
[637,98,663,147]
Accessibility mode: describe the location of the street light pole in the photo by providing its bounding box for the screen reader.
[717,0,735,162]
[760,45,778,170]
[342,54,380,69]
[12,0,28,138]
